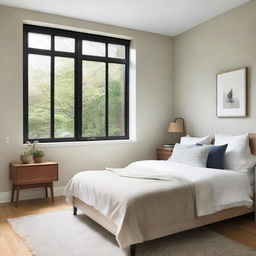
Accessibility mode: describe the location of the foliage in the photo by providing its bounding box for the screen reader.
[22,141,35,156]
[22,140,44,157]
[33,149,44,157]
[28,57,125,139]
[22,149,33,156]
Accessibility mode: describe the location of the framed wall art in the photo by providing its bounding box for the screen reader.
[216,67,247,117]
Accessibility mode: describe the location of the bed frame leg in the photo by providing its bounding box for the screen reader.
[73,206,77,215]
[130,244,136,256]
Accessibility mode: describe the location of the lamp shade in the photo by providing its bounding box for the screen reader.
[167,122,183,133]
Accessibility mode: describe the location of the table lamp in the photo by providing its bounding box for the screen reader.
[165,118,185,147]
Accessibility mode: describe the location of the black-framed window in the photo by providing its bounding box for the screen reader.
[23,24,130,143]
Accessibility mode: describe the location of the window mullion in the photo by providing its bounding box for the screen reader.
[105,43,109,137]
[125,45,130,138]
[50,35,55,139]
[23,28,29,143]
[76,38,83,140]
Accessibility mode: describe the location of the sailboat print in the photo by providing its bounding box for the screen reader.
[226,89,234,103]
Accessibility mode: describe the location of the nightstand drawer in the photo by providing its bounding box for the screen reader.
[15,165,58,185]
[156,147,173,160]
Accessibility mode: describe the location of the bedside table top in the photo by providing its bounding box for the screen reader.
[157,147,173,151]
[10,161,58,167]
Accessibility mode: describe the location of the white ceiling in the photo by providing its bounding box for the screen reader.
[0,0,250,36]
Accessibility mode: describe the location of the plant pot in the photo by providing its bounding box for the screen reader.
[20,155,33,164]
[33,156,44,163]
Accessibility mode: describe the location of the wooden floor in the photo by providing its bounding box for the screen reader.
[1,196,256,256]
[0,196,71,256]
[210,214,256,250]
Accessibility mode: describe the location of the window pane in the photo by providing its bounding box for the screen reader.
[28,54,51,139]
[55,36,75,53]
[28,33,51,50]
[108,44,125,59]
[54,57,75,138]
[82,40,105,56]
[108,63,125,136]
[82,61,105,137]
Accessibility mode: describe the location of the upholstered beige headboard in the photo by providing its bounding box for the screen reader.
[249,134,256,156]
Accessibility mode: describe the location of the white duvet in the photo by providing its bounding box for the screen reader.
[65,160,253,248]
[108,161,253,216]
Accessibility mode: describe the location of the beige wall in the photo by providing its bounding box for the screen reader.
[0,5,174,195]
[2,0,252,198]
[173,0,256,136]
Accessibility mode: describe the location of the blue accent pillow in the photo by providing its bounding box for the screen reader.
[196,144,228,169]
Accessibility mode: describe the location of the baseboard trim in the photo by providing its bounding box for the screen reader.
[0,186,65,203]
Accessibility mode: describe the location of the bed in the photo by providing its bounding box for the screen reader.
[65,134,256,256]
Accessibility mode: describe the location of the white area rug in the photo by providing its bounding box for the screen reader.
[8,209,256,256]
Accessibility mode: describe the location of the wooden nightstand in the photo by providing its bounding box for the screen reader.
[9,161,58,207]
[156,147,173,160]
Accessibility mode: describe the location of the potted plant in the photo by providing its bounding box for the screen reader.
[20,142,34,164]
[33,149,45,163]
[21,141,45,164]
[20,149,34,164]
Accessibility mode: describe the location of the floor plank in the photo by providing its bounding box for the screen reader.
[1,196,256,256]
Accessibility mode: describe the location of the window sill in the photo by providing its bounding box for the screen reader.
[22,139,138,147]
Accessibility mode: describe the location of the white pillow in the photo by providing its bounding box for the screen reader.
[169,143,210,168]
[214,133,256,171]
[180,135,212,145]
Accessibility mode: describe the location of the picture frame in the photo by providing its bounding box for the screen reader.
[216,67,247,117]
